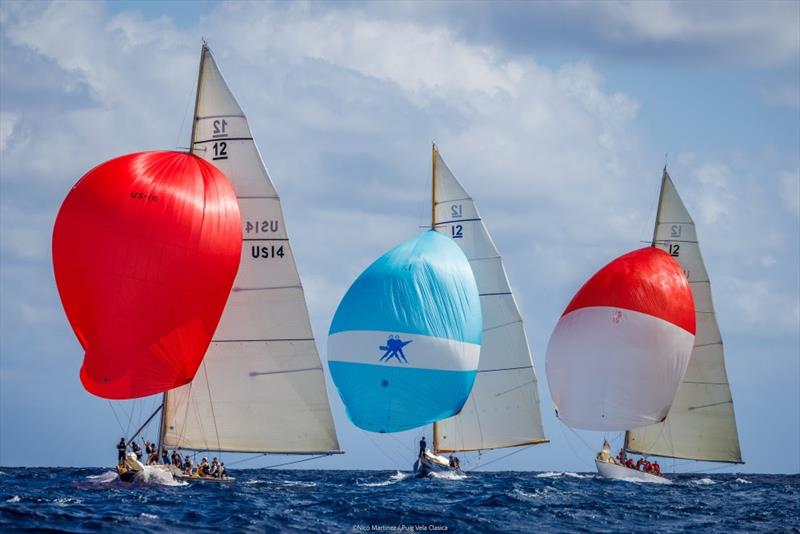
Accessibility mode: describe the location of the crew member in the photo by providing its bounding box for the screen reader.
[419,436,427,457]
[116,438,127,465]
[130,441,142,460]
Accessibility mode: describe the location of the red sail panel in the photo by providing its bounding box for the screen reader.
[52,151,242,399]
[563,247,695,335]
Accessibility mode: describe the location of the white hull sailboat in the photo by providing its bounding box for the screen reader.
[546,166,742,484]
[594,459,670,484]
[613,168,743,479]
[414,451,462,477]
[414,144,548,476]
[120,42,341,483]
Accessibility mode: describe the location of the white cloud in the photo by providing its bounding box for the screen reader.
[0,111,18,152]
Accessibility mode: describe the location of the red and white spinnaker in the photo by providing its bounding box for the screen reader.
[545,247,696,431]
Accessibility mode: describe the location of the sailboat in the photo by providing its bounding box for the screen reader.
[621,168,743,473]
[546,167,742,483]
[117,43,342,481]
[420,145,549,474]
[160,42,342,477]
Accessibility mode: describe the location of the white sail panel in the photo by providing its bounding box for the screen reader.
[163,46,340,454]
[432,148,547,452]
[625,170,742,463]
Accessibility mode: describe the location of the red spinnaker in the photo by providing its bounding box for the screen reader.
[52,151,242,400]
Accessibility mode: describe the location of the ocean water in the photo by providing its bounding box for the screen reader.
[0,467,797,532]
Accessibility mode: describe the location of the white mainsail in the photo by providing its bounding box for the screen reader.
[431,146,548,453]
[161,45,340,454]
[625,169,742,463]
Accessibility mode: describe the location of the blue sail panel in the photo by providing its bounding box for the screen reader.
[328,231,482,433]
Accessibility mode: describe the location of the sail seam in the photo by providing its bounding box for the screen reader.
[433,218,481,226]
[434,197,472,204]
[193,137,254,144]
[479,292,512,297]
[483,319,523,332]
[249,367,323,377]
[197,113,246,119]
[243,238,289,241]
[212,337,315,342]
[232,285,302,292]
[478,365,533,373]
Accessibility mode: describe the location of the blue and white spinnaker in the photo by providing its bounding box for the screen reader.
[328,230,482,433]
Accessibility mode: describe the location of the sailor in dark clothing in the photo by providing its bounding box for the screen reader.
[161,450,169,464]
[130,441,142,460]
[419,436,427,457]
[116,438,127,464]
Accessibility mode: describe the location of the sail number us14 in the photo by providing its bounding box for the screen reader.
[246,219,284,260]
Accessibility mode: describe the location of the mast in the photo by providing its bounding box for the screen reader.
[651,165,668,246]
[156,39,208,459]
[189,40,208,154]
[158,42,207,458]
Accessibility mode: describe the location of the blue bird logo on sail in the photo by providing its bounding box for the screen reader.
[379,336,412,363]
[327,231,482,434]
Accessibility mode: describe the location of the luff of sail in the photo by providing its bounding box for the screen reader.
[625,169,742,463]
[161,45,340,454]
[431,146,548,453]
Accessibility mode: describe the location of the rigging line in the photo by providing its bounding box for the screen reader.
[362,429,403,467]
[175,72,196,150]
[108,401,126,435]
[558,424,594,470]
[125,400,135,437]
[681,462,737,474]
[202,363,223,456]
[385,432,414,455]
[262,454,332,470]
[566,425,596,454]
[470,445,532,471]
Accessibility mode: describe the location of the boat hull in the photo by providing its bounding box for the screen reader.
[175,474,235,483]
[595,459,670,484]
[413,451,461,477]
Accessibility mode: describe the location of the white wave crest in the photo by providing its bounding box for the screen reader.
[359,471,409,487]
[427,470,466,481]
[535,471,590,479]
[281,480,317,487]
[6,496,20,503]
[691,477,715,485]
[735,478,752,484]
[513,488,549,500]
[139,513,159,519]
[86,471,120,483]
[135,466,188,486]
[54,497,81,507]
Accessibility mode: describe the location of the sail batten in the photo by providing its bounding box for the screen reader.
[431,147,547,453]
[162,45,340,454]
[625,170,742,464]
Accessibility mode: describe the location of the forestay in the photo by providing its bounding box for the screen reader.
[625,169,742,463]
[431,147,548,453]
[162,45,340,454]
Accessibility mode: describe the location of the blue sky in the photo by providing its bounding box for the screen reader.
[1,0,798,473]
